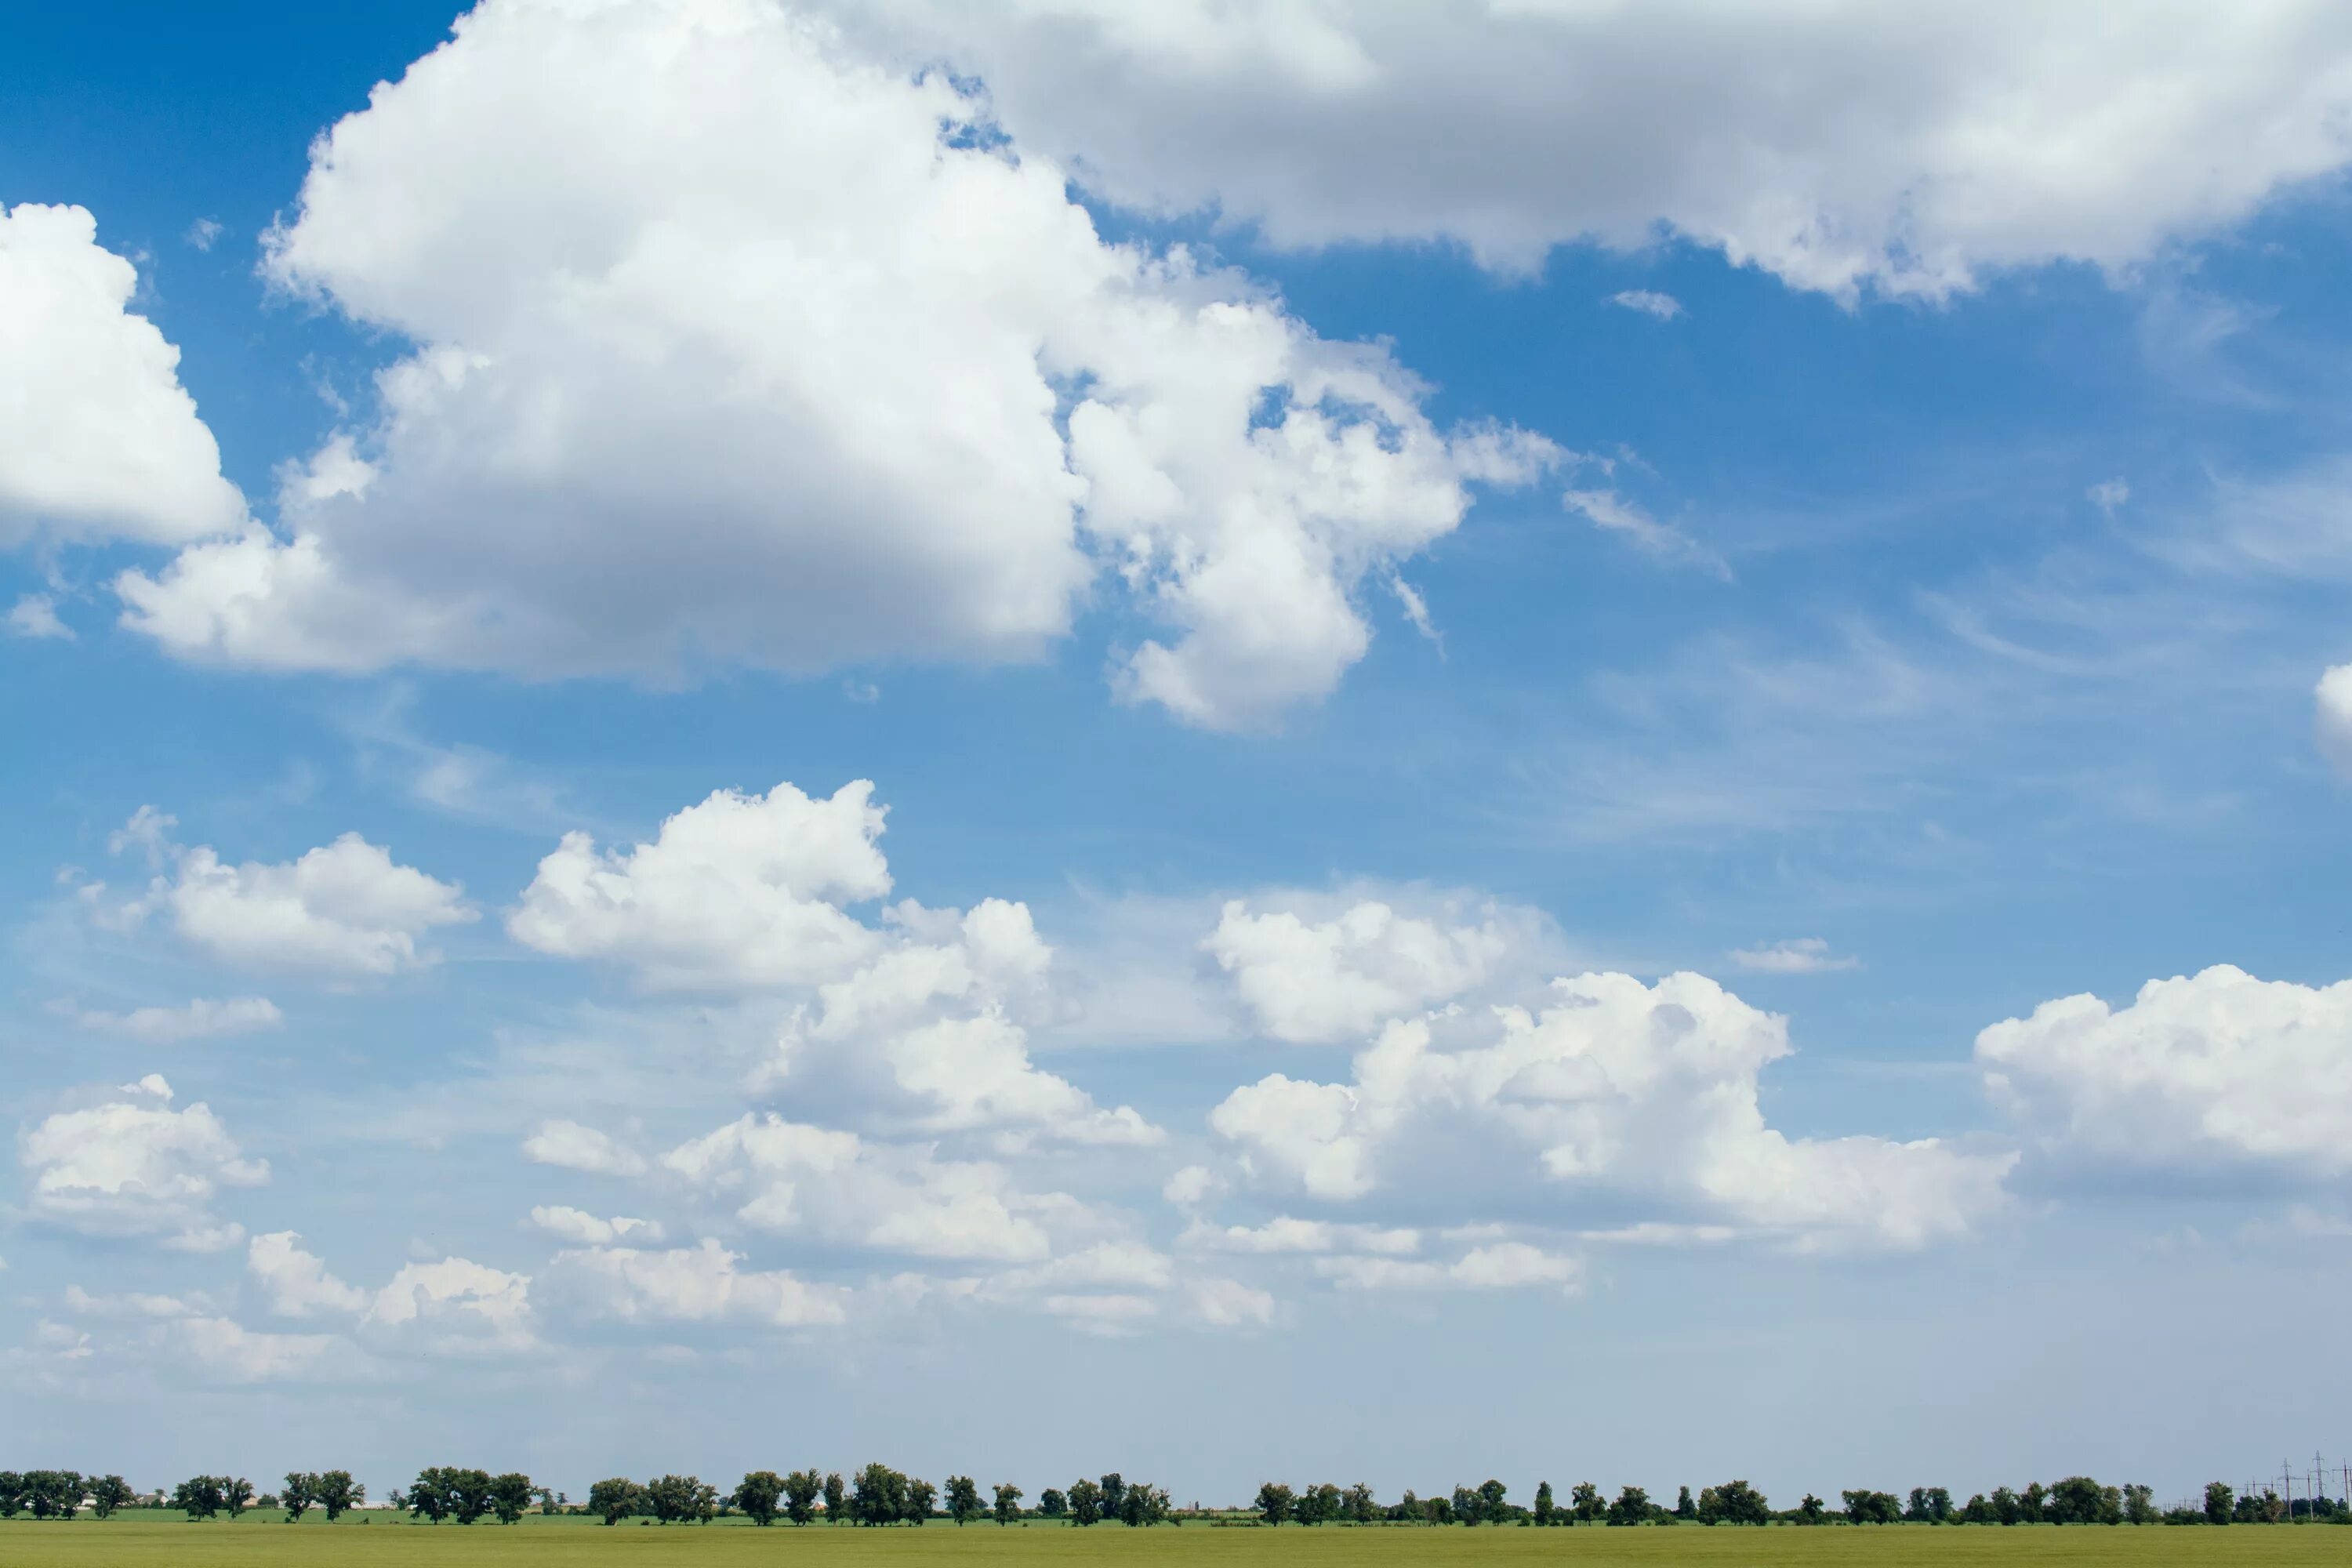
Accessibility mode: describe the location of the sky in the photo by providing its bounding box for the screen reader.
[4,0,2352,1510]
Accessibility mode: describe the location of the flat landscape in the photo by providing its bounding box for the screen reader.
[0,1517,2344,1568]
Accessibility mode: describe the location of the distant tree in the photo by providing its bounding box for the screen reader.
[225,1478,254,1518]
[783,1471,823,1526]
[538,1488,557,1516]
[24,1472,84,1519]
[1962,1494,1994,1524]
[1570,1483,1605,1523]
[1905,1487,1954,1523]
[449,1470,492,1526]
[992,1483,1024,1525]
[1451,1485,1480,1524]
[2123,1486,2156,1526]
[1479,1479,1508,1523]
[1536,1482,1558,1526]
[647,1475,709,1525]
[1254,1482,1293,1526]
[407,1469,451,1524]
[1700,1481,1771,1526]
[314,1472,359,1523]
[1607,1486,1651,1526]
[282,1473,317,1523]
[903,1477,936,1523]
[0,1472,20,1519]
[1795,1495,1827,1526]
[735,1472,783,1526]
[1347,1483,1378,1524]
[1842,1490,1902,1525]
[2045,1477,2107,1526]
[1426,1493,1454,1525]
[89,1476,134,1520]
[172,1476,226,1522]
[945,1475,983,1525]
[2020,1482,2047,1523]
[1037,1487,1067,1519]
[586,1478,644,1526]
[822,1472,846,1523]
[1069,1478,1105,1526]
[2205,1483,2234,1526]
[1297,1483,1342,1526]
[489,1474,535,1526]
[1993,1486,2022,1526]
[851,1464,909,1527]
[1674,1485,1694,1521]
[1123,1483,1171,1526]
[1098,1474,1127,1523]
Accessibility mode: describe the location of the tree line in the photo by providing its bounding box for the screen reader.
[1244,1475,2347,1526]
[6,1465,2345,1526]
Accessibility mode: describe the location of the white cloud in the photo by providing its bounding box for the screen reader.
[1608,289,1683,320]
[1727,938,1861,975]
[2316,665,2352,781]
[509,781,891,990]
[184,217,223,252]
[1212,970,2013,1249]
[1977,964,2352,1178]
[1563,488,1730,578]
[661,1114,1087,1263]
[9,593,71,639]
[0,203,244,546]
[58,996,283,1044]
[521,1119,648,1177]
[107,815,475,975]
[1188,1277,1276,1328]
[544,1238,847,1328]
[832,2,2352,299]
[2088,477,2131,514]
[517,779,1155,1145]
[17,1080,267,1249]
[1313,1240,1582,1295]
[1204,895,1531,1044]
[63,1284,204,1319]
[526,1205,662,1247]
[171,1316,339,1382]
[1162,1164,1216,1207]
[114,0,1551,731]
[247,1231,370,1317]
[1181,1216,1421,1257]
[362,1258,535,1354]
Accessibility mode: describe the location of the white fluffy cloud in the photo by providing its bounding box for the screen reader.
[1315,1240,1583,1296]
[363,1258,535,1354]
[1727,938,1861,975]
[2318,665,2352,780]
[171,1316,340,1383]
[1978,964,2352,1178]
[0,203,243,546]
[1211,970,2013,1249]
[1181,1216,1421,1257]
[1204,895,1531,1044]
[527,1205,663,1247]
[247,1231,371,1317]
[833,2,2352,299]
[517,779,1154,1144]
[115,0,1552,729]
[17,1076,266,1250]
[58,996,283,1044]
[509,781,891,989]
[660,1114,1087,1263]
[544,1239,848,1328]
[103,814,474,975]
[521,1120,648,1177]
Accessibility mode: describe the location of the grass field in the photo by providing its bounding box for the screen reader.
[1,1514,2346,1567]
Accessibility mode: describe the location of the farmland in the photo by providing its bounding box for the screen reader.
[0,1515,2345,1568]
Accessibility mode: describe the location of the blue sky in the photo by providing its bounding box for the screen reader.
[5,0,2351,1508]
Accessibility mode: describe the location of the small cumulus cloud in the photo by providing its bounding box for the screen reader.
[184,218,223,252]
[1728,937,1862,975]
[1608,289,1684,320]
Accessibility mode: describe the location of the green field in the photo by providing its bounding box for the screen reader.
[1,1515,2344,1567]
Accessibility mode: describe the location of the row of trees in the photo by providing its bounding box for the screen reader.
[0,1473,135,1519]
[1247,1476,2345,1526]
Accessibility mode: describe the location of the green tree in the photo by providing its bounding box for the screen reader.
[1993,1486,2022,1526]
[2045,1477,2107,1526]
[991,1483,1023,1525]
[1795,1494,1827,1525]
[783,1471,823,1526]
[851,1463,908,1526]
[282,1472,316,1523]
[407,1469,451,1524]
[1905,1486,1954,1523]
[1674,1484,1694,1520]
[1451,1485,1480,1524]
[822,1472,846,1523]
[24,1472,84,1519]
[89,1475,134,1519]
[0,1472,21,1519]
[449,1470,493,1525]
[2020,1482,2047,1523]
[1608,1486,1651,1526]
[586,1478,643,1526]
[1037,1487,1067,1519]
[538,1488,557,1516]
[2124,1485,2156,1525]
[1347,1483,1378,1523]
[1069,1477,1105,1526]
[1535,1482,1558,1526]
[903,1476,936,1523]
[1570,1483,1605,1523]
[224,1477,254,1518]
[1122,1482,1171,1526]
[2204,1483,2234,1526]
[488,1473,534,1525]
[1254,1482,1292,1526]
[735,1472,783,1526]
[1843,1490,1902,1525]
[1479,1479,1508,1523]
[1962,1494,1994,1524]
[172,1476,226,1521]
[1700,1480,1771,1525]
[314,1472,359,1522]
[945,1475,982,1525]
[1099,1474,1127,1521]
